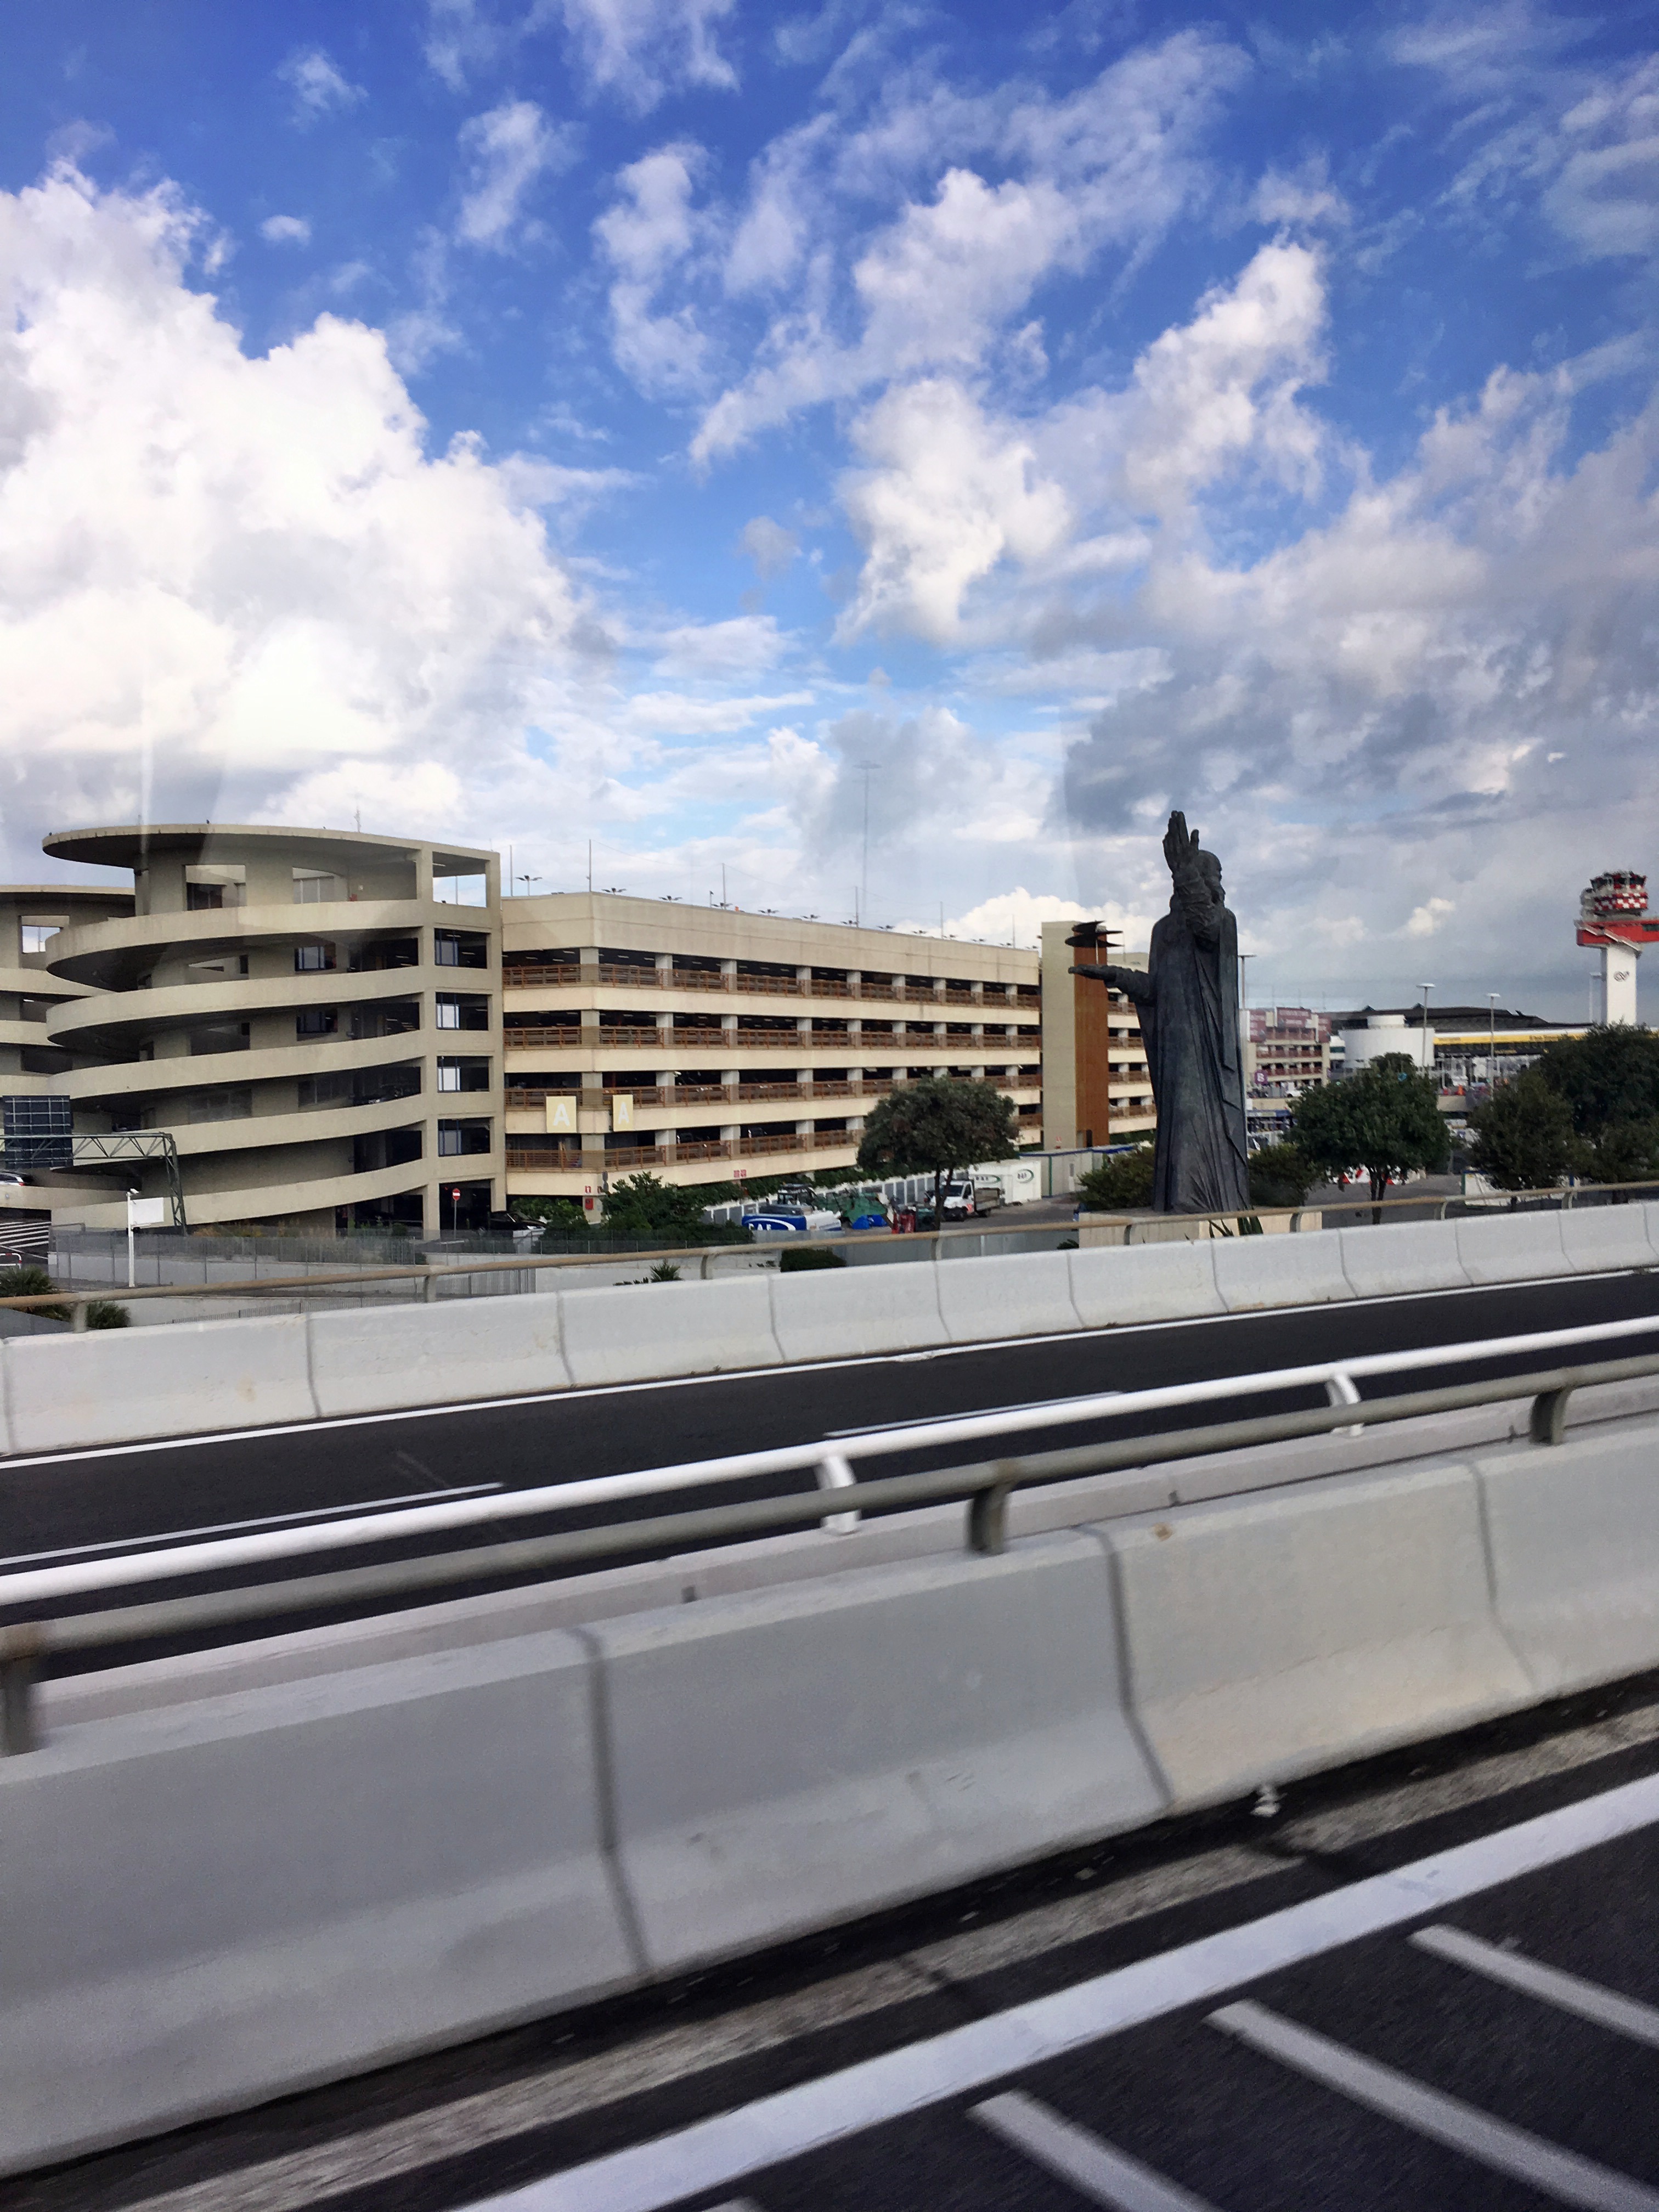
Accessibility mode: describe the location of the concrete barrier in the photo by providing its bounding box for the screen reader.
[1104,1460,1533,1809]
[1335,1219,1469,1301]
[0,1630,635,2176]
[308,1293,571,1419]
[1066,1238,1223,1329]
[558,1272,782,1389]
[935,1248,1081,1345]
[768,1262,944,1364]
[1454,1210,1567,1286]
[584,1532,1167,1973]
[1479,1427,1659,1696]
[1210,1230,1353,1313]
[1559,1202,1658,1275]
[2,1312,318,1455]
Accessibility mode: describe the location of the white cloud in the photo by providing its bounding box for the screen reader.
[559,0,738,113]
[259,214,312,247]
[0,162,589,865]
[740,514,798,580]
[838,380,1073,643]
[1404,895,1456,937]
[945,887,1096,948]
[593,143,712,394]
[276,47,365,126]
[690,31,1248,462]
[456,99,579,249]
[647,613,785,678]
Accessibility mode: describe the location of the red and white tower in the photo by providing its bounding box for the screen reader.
[1577,871,1659,1025]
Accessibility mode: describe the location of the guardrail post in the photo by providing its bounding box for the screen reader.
[71,1301,89,1334]
[814,1452,860,1533]
[967,1472,1014,1556]
[1325,1372,1364,1437]
[1530,1387,1571,1445]
[0,1629,41,1754]
[422,1271,441,1305]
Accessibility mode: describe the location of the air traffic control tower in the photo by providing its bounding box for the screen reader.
[1577,870,1659,1024]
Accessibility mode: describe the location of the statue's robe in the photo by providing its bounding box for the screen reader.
[1114,878,1250,1212]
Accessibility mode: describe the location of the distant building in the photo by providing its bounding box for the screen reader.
[1245,1006,1333,1097]
[1333,1006,1586,1096]
[501,896,1043,1197]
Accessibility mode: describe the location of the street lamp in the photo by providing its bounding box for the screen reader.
[1487,992,1499,1081]
[1416,981,1435,1074]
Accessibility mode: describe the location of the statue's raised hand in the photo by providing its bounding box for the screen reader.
[1163,810,1200,877]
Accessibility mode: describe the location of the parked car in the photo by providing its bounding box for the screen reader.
[940,1182,978,1218]
[487,1210,541,1243]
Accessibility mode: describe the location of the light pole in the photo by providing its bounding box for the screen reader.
[1416,983,1435,1077]
[1487,992,1499,1082]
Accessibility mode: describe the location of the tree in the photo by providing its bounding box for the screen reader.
[855,1076,1018,1227]
[1466,1072,1581,1192]
[1291,1053,1449,1220]
[1247,1142,1318,1209]
[1530,1024,1659,1137]
[1076,1146,1155,1211]
[599,1172,749,1243]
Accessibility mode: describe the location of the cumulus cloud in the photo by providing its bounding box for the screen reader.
[456,99,579,249]
[838,380,1073,642]
[690,31,1247,461]
[560,0,738,112]
[740,514,798,580]
[276,47,365,125]
[593,143,712,393]
[0,162,589,867]
[259,214,311,246]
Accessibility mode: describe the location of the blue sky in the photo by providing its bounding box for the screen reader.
[2,2,1656,1012]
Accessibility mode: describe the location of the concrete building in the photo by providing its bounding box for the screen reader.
[502,895,1044,1195]
[1,884,136,1095]
[1245,1006,1333,1096]
[10,826,505,1234]
[1037,923,1156,1153]
[1334,1006,1587,1094]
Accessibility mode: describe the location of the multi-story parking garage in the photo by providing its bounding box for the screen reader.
[18,826,504,1234]
[501,894,1045,1196]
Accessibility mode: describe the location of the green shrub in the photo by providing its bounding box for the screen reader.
[1076,1147,1155,1211]
[778,1246,847,1272]
[648,1260,682,1281]
[1248,1142,1317,1209]
[0,1265,67,1322]
[85,1300,130,1328]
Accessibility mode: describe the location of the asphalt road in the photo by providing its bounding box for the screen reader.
[16,1643,1659,2212]
[5,1269,1659,1576]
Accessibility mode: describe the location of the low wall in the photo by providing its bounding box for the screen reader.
[2,1205,1654,1456]
[9,1406,1659,2172]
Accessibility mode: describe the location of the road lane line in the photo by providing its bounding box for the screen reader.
[5,1278,1650,1473]
[1209,1999,1659,2210]
[457,1769,1659,2212]
[1412,1924,1659,2047]
[0,1484,502,1570]
[973,2093,1221,2210]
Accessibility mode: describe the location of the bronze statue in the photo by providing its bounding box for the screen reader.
[1070,811,1250,1212]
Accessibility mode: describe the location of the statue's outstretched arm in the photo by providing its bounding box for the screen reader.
[1071,961,1153,1002]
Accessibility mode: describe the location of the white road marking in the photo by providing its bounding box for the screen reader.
[1413,1923,1659,2047]
[3,1272,1638,1473]
[0,1483,501,1569]
[458,1769,1659,2212]
[973,2093,1221,2210]
[1209,1999,1659,2210]
[828,1393,1120,1440]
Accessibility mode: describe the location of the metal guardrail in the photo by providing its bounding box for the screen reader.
[4,1312,1659,1752]
[3,1177,1658,1323]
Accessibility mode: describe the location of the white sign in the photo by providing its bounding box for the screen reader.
[127,1196,166,1227]
[611,1092,634,1132]
[546,1096,575,1133]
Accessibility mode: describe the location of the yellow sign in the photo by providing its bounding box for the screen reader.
[546,1096,575,1133]
[611,1093,634,1131]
